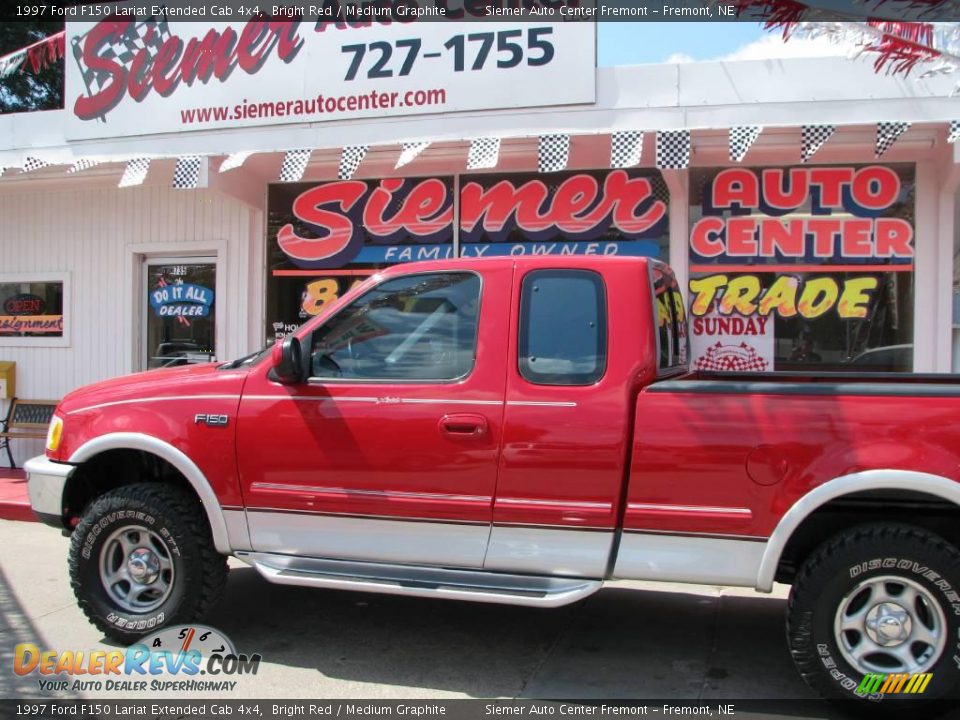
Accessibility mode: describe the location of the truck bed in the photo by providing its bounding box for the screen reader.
[649,370,960,395]
[629,367,960,543]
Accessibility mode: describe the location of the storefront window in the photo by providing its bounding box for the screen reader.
[0,278,64,339]
[688,164,915,372]
[460,168,670,260]
[265,177,455,342]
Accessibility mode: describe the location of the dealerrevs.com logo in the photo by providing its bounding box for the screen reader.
[14,625,261,694]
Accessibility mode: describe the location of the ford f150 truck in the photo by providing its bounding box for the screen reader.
[25,256,960,702]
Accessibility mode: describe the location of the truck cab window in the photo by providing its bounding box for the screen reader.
[519,270,607,386]
[310,272,481,381]
[652,263,688,373]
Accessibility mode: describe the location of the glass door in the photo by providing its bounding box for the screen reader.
[143,258,217,370]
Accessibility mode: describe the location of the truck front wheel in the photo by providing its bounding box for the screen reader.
[787,523,960,701]
[68,483,228,644]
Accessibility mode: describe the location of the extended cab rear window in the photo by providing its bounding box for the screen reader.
[651,262,688,374]
[519,269,607,386]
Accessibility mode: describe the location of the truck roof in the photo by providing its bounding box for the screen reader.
[374,254,660,278]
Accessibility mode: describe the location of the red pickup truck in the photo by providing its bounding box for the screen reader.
[26,256,960,702]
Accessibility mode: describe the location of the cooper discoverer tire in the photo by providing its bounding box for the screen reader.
[787,523,960,703]
[68,482,228,644]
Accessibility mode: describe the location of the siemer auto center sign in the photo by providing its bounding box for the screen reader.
[64,11,596,139]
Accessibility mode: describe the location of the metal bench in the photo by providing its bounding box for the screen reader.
[0,398,58,468]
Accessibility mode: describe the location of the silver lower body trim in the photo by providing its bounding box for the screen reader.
[238,551,602,608]
[485,525,613,577]
[223,509,252,551]
[613,532,766,587]
[246,510,489,568]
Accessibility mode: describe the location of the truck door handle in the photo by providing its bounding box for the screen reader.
[439,414,488,438]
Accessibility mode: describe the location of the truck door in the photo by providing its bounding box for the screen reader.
[486,262,646,578]
[236,264,511,568]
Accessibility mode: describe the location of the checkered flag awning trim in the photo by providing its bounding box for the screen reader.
[220,152,253,173]
[339,145,368,180]
[21,157,49,173]
[611,131,643,168]
[656,130,691,169]
[119,158,150,188]
[173,155,203,189]
[467,137,500,170]
[279,150,311,182]
[876,122,910,157]
[396,141,430,169]
[69,158,104,173]
[948,121,960,144]
[801,124,836,163]
[730,126,762,163]
[538,134,570,173]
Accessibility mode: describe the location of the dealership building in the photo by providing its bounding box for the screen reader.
[1,18,959,463]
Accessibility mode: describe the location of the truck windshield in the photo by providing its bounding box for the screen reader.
[220,345,274,370]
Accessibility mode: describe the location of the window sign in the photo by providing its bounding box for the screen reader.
[265,170,668,347]
[144,262,216,369]
[0,275,67,346]
[460,169,669,259]
[688,165,915,372]
[266,177,455,343]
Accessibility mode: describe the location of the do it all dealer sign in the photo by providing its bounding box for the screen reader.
[64,14,596,140]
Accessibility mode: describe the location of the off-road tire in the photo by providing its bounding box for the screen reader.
[787,523,960,703]
[68,482,228,644]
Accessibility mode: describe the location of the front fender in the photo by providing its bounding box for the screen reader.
[69,433,234,554]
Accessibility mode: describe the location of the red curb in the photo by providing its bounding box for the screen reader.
[0,470,36,522]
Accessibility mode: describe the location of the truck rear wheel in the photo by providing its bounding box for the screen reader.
[68,483,228,644]
[787,523,960,701]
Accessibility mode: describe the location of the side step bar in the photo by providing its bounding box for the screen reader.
[235,551,602,608]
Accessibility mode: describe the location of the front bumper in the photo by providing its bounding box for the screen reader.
[24,455,74,528]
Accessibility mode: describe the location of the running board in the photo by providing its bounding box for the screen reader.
[236,552,602,608]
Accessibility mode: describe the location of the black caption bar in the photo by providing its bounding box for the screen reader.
[3,699,960,720]
[4,0,960,22]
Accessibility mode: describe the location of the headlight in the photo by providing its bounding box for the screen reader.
[45,415,63,452]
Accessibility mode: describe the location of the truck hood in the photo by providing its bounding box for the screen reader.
[57,362,249,416]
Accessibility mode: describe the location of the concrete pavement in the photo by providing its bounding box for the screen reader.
[0,518,816,703]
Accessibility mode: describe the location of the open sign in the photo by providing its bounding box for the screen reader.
[3,294,45,316]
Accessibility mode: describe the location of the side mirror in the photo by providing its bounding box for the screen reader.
[271,335,305,384]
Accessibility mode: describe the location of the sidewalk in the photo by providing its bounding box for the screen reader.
[0,468,35,522]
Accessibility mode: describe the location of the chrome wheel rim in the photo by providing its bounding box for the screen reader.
[99,525,175,613]
[834,574,946,675]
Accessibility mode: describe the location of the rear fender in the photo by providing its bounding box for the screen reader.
[756,469,960,592]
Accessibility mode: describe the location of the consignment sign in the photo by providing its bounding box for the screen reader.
[65,16,595,139]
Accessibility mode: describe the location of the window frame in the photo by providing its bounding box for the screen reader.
[517,268,608,387]
[0,272,70,348]
[306,270,484,385]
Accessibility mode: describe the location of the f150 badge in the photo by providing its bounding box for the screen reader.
[195,413,229,427]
